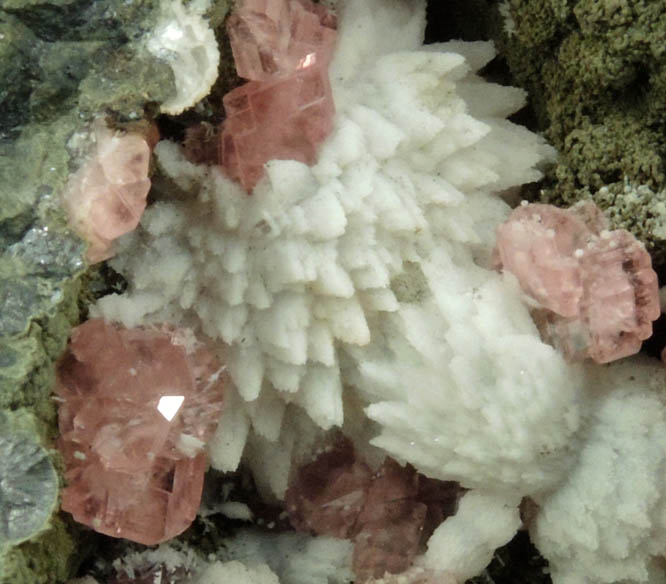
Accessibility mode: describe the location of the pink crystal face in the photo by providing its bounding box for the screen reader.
[496,202,660,363]
[286,438,462,582]
[227,0,337,81]
[353,460,427,581]
[220,0,337,192]
[56,320,225,545]
[65,122,152,263]
[286,437,372,538]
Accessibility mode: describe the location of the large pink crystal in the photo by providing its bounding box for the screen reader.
[64,121,154,263]
[55,320,225,545]
[495,202,660,363]
[286,438,462,582]
[227,0,337,81]
[220,0,336,192]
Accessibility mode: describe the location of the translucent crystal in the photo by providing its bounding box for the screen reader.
[285,437,372,538]
[220,0,337,191]
[227,0,337,81]
[221,66,335,191]
[56,320,225,545]
[286,439,462,581]
[496,202,660,363]
[64,122,153,263]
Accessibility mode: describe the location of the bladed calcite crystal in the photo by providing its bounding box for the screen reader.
[220,0,336,192]
[55,319,225,545]
[495,202,660,363]
[64,121,154,263]
[286,439,462,581]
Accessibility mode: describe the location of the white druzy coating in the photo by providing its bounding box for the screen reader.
[531,357,666,584]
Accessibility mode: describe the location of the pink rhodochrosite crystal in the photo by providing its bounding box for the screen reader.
[286,438,462,582]
[227,0,337,81]
[55,319,225,545]
[495,202,660,363]
[65,121,153,263]
[220,0,337,191]
[286,437,372,538]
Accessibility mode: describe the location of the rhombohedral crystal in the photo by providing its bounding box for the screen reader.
[55,320,225,545]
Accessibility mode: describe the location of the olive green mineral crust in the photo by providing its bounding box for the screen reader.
[0,517,81,584]
[492,0,666,266]
[0,0,227,580]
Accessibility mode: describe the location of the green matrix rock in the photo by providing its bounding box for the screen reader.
[494,0,666,265]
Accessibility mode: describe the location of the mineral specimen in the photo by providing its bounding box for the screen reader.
[64,121,153,264]
[286,439,461,581]
[495,202,660,363]
[55,319,225,545]
[220,0,337,191]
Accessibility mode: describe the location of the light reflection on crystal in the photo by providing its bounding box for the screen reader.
[220,0,337,192]
[157,395,185,421]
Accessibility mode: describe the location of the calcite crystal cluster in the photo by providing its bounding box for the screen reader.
[495,202,660,363]
[286,439,461,581]
[55,320,225,545]
[64,122,154,263]
[220,0,337,191]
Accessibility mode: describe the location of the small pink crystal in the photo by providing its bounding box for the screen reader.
[220,0,336,192]
[65,121,153,263]
[286,438,463,582]
[56,320,225,545]
[285,437,372,538]
[495,202,660,363]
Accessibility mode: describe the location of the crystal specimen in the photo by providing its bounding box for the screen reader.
[64,122,153,263]
[286,439,462,581]
[55,319,225,545]
[220,0,337,191]
[495,202,660,363]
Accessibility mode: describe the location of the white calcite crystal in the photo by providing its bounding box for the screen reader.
[531,357,666,584]
[146,0,220,115]
[423,491,522,581]
[195,561,280,584]
[92,0,666,582]
[218,529,354,584]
